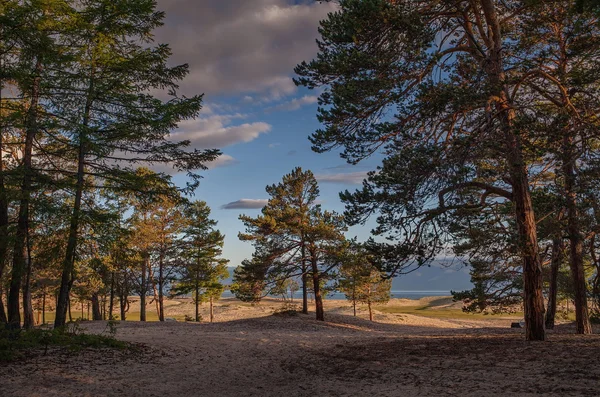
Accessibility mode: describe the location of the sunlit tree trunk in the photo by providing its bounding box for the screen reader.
[195,273,200,322]
[301,243,308,314]
[140,254,148,321]
[42,288,46,324]
[480,0,545,340]
[158,254,164,322]
[310,251,324,321]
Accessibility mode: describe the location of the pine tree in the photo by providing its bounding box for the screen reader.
[338,244,392,321]
[238,168,346,320]
[52,0,219,328]
[173,201,228,323]
[294,0,576,340]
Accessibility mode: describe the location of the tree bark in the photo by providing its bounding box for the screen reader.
[22,235,34,329]
[108,271,115,320]
[120,293,127,321]
[563,137,592,334]
[150,270,160,319]
[310,252,324,321]
[545,239,562,329]
[8,58,42,330]
[42,289,46,325]
[68,297,72,323]
[0,36,9,327]
[301,243,308,314]
[195,274,200,322]
[140,254,148,321]
[508,141,546,341]
[479,0,545,341]
[0,286,6,325]
[158,255,164,322]
[0,112,8,326]
[210,295,214,323]
[91,294,102,320]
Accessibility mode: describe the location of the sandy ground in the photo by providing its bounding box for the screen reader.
[2,298,600,397]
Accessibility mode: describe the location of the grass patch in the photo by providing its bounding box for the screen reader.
[0,321,131,362]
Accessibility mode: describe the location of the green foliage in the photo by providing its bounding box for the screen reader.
[272,302,299,317]
[235,167,346,317]
[173,200,229,305]
[0,324,130,362]
[230,258,267,303]
[338,247,392,308]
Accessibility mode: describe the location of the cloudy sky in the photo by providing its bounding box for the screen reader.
[154,0,471,291]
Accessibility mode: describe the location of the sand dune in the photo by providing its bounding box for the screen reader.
[2,298,598,396]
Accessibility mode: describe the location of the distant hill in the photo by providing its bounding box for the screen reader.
[224,258,473,294]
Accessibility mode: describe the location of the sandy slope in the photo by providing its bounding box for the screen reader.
[2,299,599,397]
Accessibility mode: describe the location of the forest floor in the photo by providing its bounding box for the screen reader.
[2,297,599,396]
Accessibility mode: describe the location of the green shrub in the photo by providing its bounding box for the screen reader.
[0,323,131,362]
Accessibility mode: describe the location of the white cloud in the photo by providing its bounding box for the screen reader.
[172,115,271,149]
[265,95,318,113]
[207,154,237,169]
[221,199,268,210]
[315,171,370,185]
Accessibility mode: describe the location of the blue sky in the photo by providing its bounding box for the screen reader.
[154,0,472,292]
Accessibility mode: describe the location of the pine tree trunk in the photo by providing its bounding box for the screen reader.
[368,300,373,321]
[55,72,95,328]
[22,280,34,329]
[195,276,200,322]
[108,271,115,320]
[210,296,214,323]
[140,254,148,321]
[8,58,42,330]
[22,238,34,329]
[120,293,127,321]
[301,244,308,314]
[563,137,592,334]
[310,254,324,321]
[68,297,72,323]
[0,286,6,325]
[91,294,102,320]
[158,256,164,322]
[42,289,46,325]
[0,45,9,326]
[546,239,562,329]
[479,0,545,341]
[509,148,546,341]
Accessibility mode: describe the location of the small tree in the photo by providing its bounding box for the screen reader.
[173,201,228,322]
[338,246,391,320]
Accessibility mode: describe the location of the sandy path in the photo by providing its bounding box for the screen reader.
[2,311,599,397]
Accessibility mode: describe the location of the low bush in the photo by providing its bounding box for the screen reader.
[0,321,130,362]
